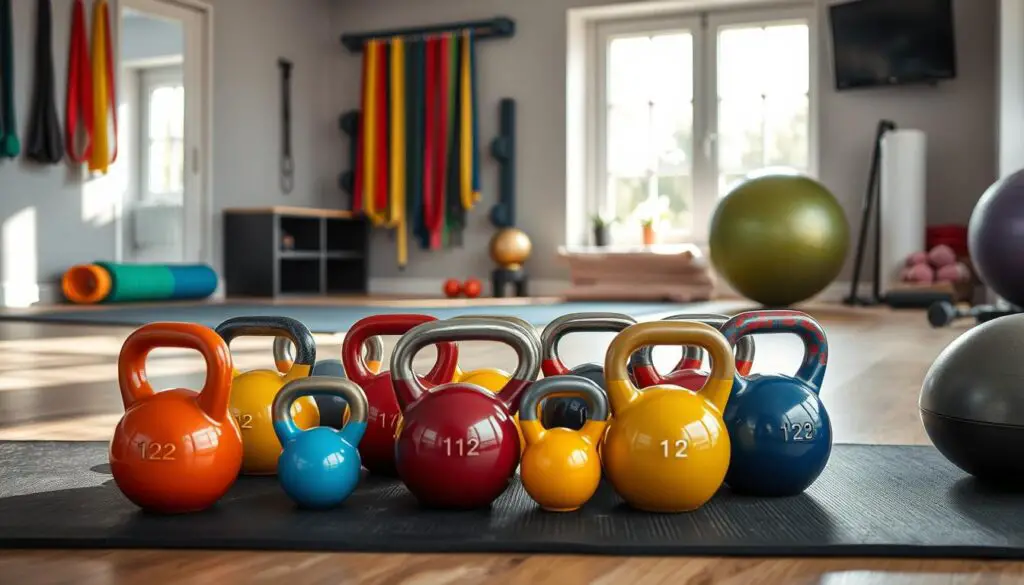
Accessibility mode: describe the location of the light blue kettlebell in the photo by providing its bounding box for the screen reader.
[273,376,368,509]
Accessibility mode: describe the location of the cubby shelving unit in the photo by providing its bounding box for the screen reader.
[223,207,369,298]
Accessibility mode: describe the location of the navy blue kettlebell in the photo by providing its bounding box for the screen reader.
[273,334,384,429]
[273,376,368,509]
[539,313,636,430]
[719,310,832,497]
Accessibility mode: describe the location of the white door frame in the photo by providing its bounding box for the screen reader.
[116,0,214,265]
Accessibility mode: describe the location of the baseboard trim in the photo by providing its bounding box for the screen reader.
[2,283,61,308]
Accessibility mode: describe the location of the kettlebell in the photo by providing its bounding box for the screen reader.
[392,318,540,509]
[539,312,635,430]
[719,310,832,497]
[110,322,243,514]
[273,333,384,429]
[215,316,319,476]
[342,314,459,476]
[602,321,735,512]
[519,375,610,512]
[449,314,541,389]
[631,313,755,389]
[273,376,369,509]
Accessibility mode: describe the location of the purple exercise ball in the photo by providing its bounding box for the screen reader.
[968,169,1024,308]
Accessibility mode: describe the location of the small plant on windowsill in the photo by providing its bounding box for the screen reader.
[632,196,671,247]
[591,214,616,247]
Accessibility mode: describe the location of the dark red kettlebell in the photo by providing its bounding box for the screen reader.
[539,312,635,430]
[631,313,755,390]
[392,317,540,509]
[342,314,459,476]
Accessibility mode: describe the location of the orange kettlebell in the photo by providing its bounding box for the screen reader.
[109,322,243,514]
[519,375,610,512]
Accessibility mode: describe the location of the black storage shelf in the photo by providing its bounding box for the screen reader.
[223,207,369,298]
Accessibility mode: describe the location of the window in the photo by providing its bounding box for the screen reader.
[592,8,815,245]
[140,67,185,203]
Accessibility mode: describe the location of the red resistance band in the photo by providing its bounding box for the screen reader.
[65,0,92,163]
[428,36,450,250]
[422,38,437,242]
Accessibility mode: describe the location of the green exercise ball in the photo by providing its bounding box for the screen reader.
[709,171,849,307]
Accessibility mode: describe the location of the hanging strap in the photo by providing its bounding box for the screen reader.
[279,59,294,194]
[422,38,437,249]
[428,35,450,250]
[89,0,118,174]
[445,34,464,247]
[460,31,476,209]
[0,0,20,159]
[469,30,481,201]
[66,0,93,164]
[389,37,407,268]
[26,0,62,164]
[407,40,427,250]
[361,41,379,222]
[369,41,390,226]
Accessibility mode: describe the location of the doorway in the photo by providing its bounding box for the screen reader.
[117,0,209,264]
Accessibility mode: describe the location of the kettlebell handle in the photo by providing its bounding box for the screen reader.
[273,334,384,373]
[450,314,542,357]
[631,314,755,379]
[605,321,736,414]
[341,315,459,385]
[272,376,369,445]
[391,318,540,413]
[721,310,828,391]
[540,312,636,376]
[215,316,316,378]
[118,322,234,419]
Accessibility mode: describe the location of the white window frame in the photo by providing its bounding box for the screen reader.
[139,65,186,206]
[584,2,819,247]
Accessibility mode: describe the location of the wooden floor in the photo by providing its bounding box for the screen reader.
[0,299,1019,584]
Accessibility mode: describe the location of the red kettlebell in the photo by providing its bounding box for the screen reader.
[110,322,243,514]
[631,313,755,390]
[342,314,459,476]
[392,317,540,509]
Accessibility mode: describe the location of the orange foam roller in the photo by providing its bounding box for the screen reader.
[62,264,112,304]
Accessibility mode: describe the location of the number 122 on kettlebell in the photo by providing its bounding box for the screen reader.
[719,310,832,497]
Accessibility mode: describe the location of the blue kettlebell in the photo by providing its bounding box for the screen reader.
[273,335,384,429]
[719,310,832,497]
[273,376,368,509]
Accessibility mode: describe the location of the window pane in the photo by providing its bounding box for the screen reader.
[659,174,693,233]
[764,94,808,169]
[148,85,185,140]
[764,24,809,96]
[169,86,185,139]
[608,36,651,105]
[652,102,692,175]
[607,103,652,176]
[169,138,185,193]
[609,175,649,222]
[650,33,693,103]
[148,141,169,193]
[718,26,765,99]
[718,97,764,174]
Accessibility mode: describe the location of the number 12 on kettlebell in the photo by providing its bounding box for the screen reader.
[719,310,832,497]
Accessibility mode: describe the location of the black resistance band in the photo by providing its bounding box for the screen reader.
[279,58,293,194]
[0,0,20,160]
[26,0,61,164]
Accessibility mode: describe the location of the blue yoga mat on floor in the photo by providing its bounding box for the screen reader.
[2,302,695,332]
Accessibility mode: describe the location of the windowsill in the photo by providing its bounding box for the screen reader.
[559,242,705,256]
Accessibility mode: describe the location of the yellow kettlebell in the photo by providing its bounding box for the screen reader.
[602,321,736,513]
[449,315,541,453]
[216,316,320,475]
[519,375,610,512]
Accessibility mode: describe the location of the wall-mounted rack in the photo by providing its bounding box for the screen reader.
[340,17,515,53]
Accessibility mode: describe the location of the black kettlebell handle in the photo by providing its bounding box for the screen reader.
[215,316,316,370]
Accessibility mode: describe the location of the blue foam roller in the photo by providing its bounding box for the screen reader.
[168,265,218,300]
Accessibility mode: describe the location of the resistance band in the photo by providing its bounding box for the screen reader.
[422,37,437,250]
[429,35,451,250]
[26,0,62,164]
[66,0,93,163]
[353,46,371,212]
[460,31,476,209]
[445,34,464,247]
[369,40,390,225]
[279,59,294,194]
[469,30,481,200]
[406,40,426,251]
[0,0,19,160]
[389,37,407,269]
[89,0,118,174]
[361,41,379,222]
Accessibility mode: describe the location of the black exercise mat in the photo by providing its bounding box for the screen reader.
[1,441,1023,559]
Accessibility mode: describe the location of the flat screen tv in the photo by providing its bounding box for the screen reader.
[828,0,957,90]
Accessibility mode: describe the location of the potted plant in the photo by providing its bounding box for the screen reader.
[641,218,656,246]
[633,196,671,247]
[592,214,614,247]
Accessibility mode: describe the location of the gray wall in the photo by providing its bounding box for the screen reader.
[330,0,998,283]
[0,0,337,301]
[121,12,183,63]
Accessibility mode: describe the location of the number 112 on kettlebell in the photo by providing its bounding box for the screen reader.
[719,310,832,497]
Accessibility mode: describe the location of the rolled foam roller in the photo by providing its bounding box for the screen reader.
[168,265,218,300]
[95,263,176,303]
[62,264,112,304]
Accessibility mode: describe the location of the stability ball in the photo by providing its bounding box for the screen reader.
[920,314,1024,484]
[968,169,1024,308]
[709,171,849,307]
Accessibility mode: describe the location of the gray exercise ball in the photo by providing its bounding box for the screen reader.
[968,169,1024,308]
[311,359,349,429]
[920,314,1024,483]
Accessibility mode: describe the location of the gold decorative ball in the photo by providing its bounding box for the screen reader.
[490,228,532,270]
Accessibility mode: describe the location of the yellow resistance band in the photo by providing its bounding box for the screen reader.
[389,37,407,268]
[460,31,476,210]
[362,41,382,225]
